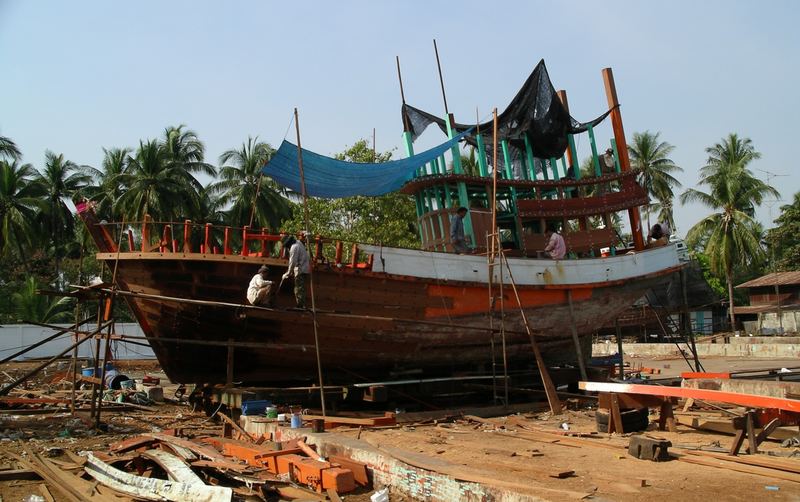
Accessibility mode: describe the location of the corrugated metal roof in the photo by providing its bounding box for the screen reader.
[736,271,800,289]
[732,304,800,314]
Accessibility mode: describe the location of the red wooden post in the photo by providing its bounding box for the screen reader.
[172,239,178,252]
[315,236,323,261]
[241,226,249,256]
[141,214,151,252]
[127,229,134,252]
[161,225,171,252]
[223,228,231,255]
[334,241,343,265]
[183,220,192,253]
[204,223,212,254]
[260,228,267,257]
[350,243,359,267]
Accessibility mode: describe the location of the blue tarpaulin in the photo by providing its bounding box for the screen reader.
[262,130,471,198]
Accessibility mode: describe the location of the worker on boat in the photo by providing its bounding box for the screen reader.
[601,148,616,174]
[247,265,274,307]
[647,222,671,248]
[544,224,566,260]
[450,207,471,254]
[281,234,311,309]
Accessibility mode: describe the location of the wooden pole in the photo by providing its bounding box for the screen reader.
[0,320,113,397]
[88,300,103,419]
[396,56,412,133]
[294,107,327,417]
[566,290,588,381]
[248,173,264,228]
[499,252,562,415]
[433,39,449,115]
[491,108,498,240]
[94,321,114,428]
[556,90,574,169]
[601,67,644,251]
[615,318,624,379]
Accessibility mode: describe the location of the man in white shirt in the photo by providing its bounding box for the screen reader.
[247,265,274,307]
[544,224,566,260]
[282,235,311,309]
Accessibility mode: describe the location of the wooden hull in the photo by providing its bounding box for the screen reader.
[103,251,679,384]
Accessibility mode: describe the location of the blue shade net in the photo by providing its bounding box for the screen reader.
[262,130,471,199]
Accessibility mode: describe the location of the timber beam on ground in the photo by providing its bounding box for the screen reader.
[579,381,800,413]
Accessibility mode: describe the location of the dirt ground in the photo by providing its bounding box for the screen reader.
[1,357,799,501]
[349,408,800,501]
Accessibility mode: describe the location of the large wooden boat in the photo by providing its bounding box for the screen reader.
[76,62,685,385]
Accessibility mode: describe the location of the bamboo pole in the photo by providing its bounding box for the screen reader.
[294,107,327,417]
[566,290,588,381]
[499,251,562,415]
[0,321,114,397]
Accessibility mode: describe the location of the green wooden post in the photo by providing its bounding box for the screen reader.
[524,135,537,180]
[610,139,621,173]
[446,119,464,174]
[587,124,601,177]
[403,131,427,243]
[550,157,560,181]
[402,131,414,157]
[444,118,474,248]
[475,134,489,177]
[568,134,580,180]
[501,140,514,180]
[501,139,522,249]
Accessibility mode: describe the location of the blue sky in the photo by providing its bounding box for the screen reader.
[1,1,798,234]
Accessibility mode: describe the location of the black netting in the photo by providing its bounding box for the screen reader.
[401,59,614,173]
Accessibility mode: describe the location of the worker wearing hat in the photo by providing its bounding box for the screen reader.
[281,234,311,309]
[246,264,274,307]
[601,147,616,174]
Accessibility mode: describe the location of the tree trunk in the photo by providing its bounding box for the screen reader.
[727,266,736,334]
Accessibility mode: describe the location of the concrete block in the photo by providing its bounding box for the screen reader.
[135,383,163,402]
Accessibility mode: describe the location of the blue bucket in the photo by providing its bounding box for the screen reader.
[290,414,303,428]
[81,367,96,377]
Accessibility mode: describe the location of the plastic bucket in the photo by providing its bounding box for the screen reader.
[265,406,278,419]
[290,414,303,428]
[81,367,96,377]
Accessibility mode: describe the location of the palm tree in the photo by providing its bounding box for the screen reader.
[628,131,683,230]
[82,147,130,221]
[162,125,216,177]
[458,147,481,176]
[210,137,292,230]
[649,197,676,233]
[12,276,74,323]
[117,139,203,223]
[0,135,21,161]
[36,151,91,280]
[0,160,45,268]
[680,133,778,332]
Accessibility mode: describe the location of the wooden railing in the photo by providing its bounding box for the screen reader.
[92,214,374,269]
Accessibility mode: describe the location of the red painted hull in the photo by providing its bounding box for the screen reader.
[103,253,674,384]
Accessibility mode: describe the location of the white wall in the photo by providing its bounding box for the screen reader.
[0,323,155,360]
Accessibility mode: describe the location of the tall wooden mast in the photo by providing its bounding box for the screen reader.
[602,67,645,251]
